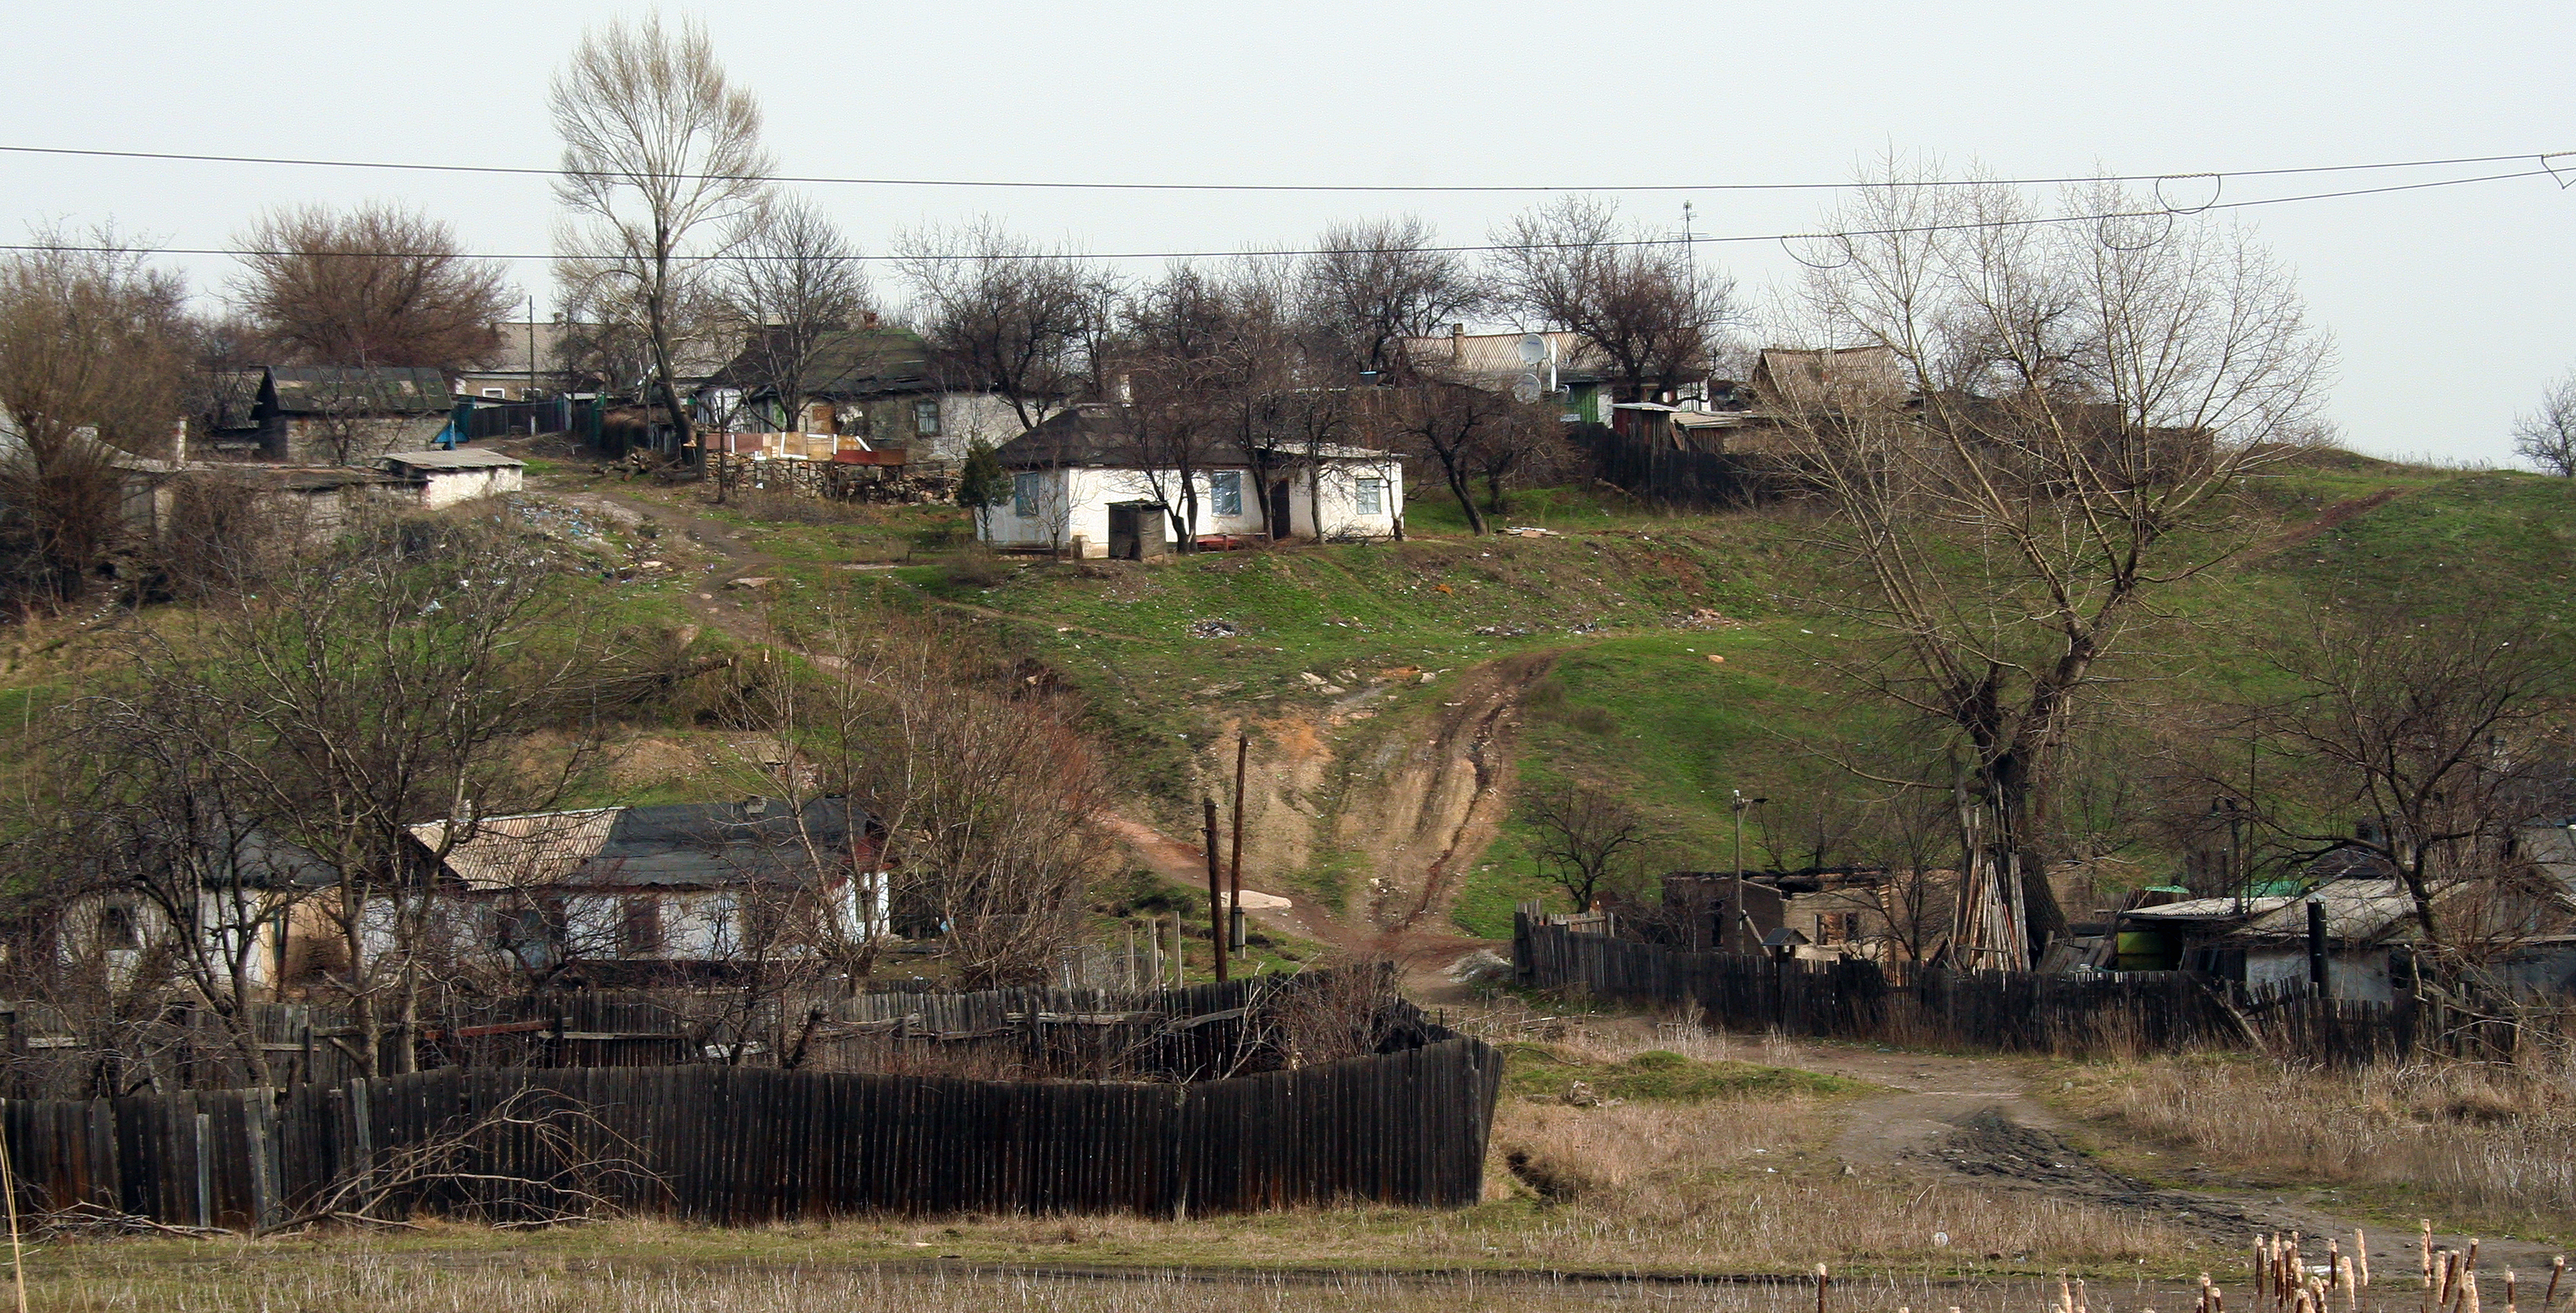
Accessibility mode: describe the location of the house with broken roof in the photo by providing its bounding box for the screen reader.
[976,404,1403,557]
[401,799,886,988]
[2111,826,2576,1001]
[201,366,457,465]
[695,323,1038,466]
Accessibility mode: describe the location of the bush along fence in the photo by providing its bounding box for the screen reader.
[1512,914,2499,1066]
[2,976,1503,1227]
[2,968,1406,1099]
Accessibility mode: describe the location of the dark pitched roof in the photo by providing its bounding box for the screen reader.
[993,405,1393,469]
[993,404,1149,468]
[266,366,455,416]
[708,326,940,400]
[414,799,871,890]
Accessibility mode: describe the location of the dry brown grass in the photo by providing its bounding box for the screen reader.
[2065,1049,2576,1238]
[36,1241,2218,1313]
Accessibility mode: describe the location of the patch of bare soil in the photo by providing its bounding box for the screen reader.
[2247,487,2406,559]
[1915,1109,2267,1243]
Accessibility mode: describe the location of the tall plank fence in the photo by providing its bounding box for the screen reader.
[3,969,1504,1225]
[3,1038,1501,1228]
[1515,915,2446,1065]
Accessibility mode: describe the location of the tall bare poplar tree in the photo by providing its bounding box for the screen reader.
[550,14,772,462]
[1777,164,2330,964]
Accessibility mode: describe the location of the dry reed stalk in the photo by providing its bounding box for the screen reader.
[2469,1271,2485,1313]
[2506,1270,2518,1313]
[2544,1257,2563,1311]
[2060,1273,2075,1313]
[2427,1224,2440,1313]
[2202,1273,2216,1313]
[2357,1230,2371,1289]
[1815,1263,1830,1313]
[2079,1277,2092,1313]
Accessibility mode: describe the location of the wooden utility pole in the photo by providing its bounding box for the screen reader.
[1202,798,1229,982]
[1228,735,1248,953]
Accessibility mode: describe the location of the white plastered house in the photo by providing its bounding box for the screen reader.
[976,404,1403,558]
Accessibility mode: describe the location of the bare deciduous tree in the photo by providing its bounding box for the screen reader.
[896,220,1116,430]
[1776,164,2332,965]
[2512,370,2576,476]
[231,203,510,370]
[1520,781,1652,913]
[0,228,193,608]
[713,192,871,435]
[2210,608,2574,956]
[116,513,619,1074]
[551,14,773,465]
[1114,261,1281,551]
[1297,216,1482,378]
[770,615,1108,989]
[1490,196,1736,404]
[1386,375,1552,536]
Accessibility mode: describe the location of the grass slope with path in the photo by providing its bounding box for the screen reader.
[508,450,2576,946]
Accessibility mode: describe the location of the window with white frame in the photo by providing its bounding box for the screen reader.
[1012,471,1043,518]
[1209,470,1242,517]
[1354,477,1386,517]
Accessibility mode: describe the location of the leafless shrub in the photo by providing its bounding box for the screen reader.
[1261,959,1400,1068]
[230,203,510,371]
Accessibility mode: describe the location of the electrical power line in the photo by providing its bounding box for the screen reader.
[0,167,2552,265]
[0,141,2566,194]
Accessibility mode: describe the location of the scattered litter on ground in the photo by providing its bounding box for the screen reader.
[1186,619,1241,638]
[1502,525,1559,537]
[727,577,778,589]
[1472,624,1534,638]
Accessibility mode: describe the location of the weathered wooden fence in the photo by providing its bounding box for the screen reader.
[2,1036,1502,1227]
[1514,915,2440,1065]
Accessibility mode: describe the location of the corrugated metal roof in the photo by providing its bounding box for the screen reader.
[2122,878,2423,943]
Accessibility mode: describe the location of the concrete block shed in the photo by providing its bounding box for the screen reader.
[378,448,527,509]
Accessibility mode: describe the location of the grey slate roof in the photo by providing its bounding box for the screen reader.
[412,799,870,891]
[379,449,525,472]
[267,366,455,416]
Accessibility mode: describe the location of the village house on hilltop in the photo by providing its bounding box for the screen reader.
[976,404,1403,558]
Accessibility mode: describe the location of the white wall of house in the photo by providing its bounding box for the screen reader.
[980,461,1402,555]
[917,393,1039,465]
[413,465,525,510]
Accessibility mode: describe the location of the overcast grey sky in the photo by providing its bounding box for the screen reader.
[3,2,2569,463]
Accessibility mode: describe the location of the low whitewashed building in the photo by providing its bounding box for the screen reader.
[378,448,525,509]
[977,405,1403,558]
[406,799,888,987]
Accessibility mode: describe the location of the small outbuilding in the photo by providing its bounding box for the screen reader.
[378,448,525,509]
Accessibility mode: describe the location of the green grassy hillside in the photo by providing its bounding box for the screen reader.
[858,454,2576,936]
